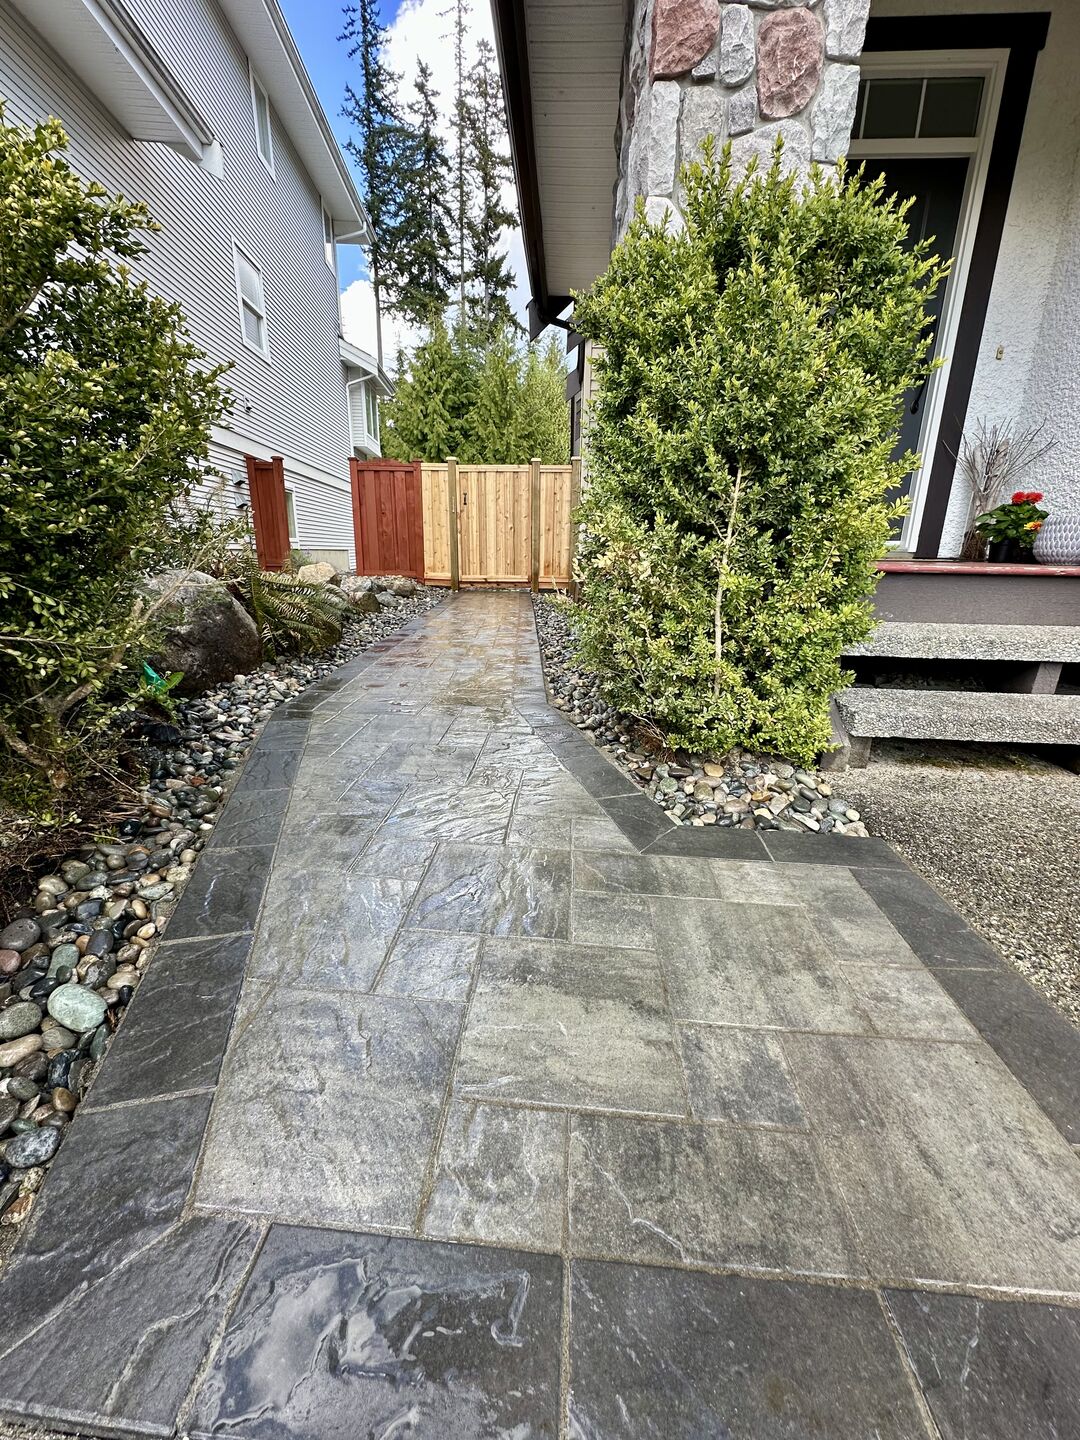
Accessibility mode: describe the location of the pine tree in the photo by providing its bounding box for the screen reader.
[340,0,410,366]
[519,338,571,462]
[395,62,454,330]
[464,39,518,335]
[381,319,475,461]
[466,324,524,460]
[446,0,470,323]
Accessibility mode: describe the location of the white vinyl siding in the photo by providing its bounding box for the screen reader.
[0,0,355,566]
[233,243,269,358]
[249,64,274,175]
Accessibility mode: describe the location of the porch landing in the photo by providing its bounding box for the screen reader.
[2,592,1080,1437]
[874,557,1080,625]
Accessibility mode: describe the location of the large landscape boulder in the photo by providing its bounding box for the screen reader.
[296,561,338,586]
[144,569,260,695]
[339,573,374,599]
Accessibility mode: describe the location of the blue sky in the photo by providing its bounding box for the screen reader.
[277,0,392,291]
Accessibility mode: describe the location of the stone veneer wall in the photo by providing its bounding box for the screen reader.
[615,0,870,236]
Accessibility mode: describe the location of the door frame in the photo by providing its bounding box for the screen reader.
[859,14,1049,556]
[850,49,1007,554]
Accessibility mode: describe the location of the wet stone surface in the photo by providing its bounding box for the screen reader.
[189,1226,563,1440]
[2,591,1079,1439]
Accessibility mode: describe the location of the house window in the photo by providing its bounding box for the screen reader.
[855,75,985,143]
[284,486,298,546]
[322,203,336,272]
[250,66,274,174]
[233,243,269,358]
[364,383,378,441]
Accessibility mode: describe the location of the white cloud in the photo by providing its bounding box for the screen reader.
[341,0,530,363]
[339,277,422,372]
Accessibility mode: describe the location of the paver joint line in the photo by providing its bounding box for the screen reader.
[2,590,1079,1439]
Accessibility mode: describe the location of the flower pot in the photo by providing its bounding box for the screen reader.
[986,539,1034,564]
[1034,511,1080,566]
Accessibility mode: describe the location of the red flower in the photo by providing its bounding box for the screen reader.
[1011,490,1044,504]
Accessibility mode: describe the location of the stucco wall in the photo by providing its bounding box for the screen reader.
[871,0,1080,553]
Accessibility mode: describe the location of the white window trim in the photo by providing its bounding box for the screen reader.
[249,62,275,177]
[321,199,336,274]
[849,49,1008,554]
[284,486,298,546]
[233,240,271,362]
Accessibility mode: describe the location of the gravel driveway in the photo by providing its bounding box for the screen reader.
[843,743,1080,1026]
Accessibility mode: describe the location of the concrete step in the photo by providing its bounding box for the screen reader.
[835,687,1080,765]
[845,621,1080,664]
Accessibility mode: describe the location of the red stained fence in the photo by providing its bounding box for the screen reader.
[245,455,291,572]
[350,458,425,580]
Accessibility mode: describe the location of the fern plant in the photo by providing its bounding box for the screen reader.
[229,545,346,657]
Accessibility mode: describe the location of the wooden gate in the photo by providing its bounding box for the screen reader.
[350,458,425,579]
[421,457,581,589]
[245,454,290,572]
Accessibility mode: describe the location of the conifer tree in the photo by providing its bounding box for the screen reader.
[341,0,410,366]
[446,0,470,322]
[466,323,523,459]
[519,338,571,463]
[381,318,475,461]
[395,62,454,330]
[464,39,518,335]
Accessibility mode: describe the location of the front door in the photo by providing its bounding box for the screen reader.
[849,60,998,552]
[871,157,969,518]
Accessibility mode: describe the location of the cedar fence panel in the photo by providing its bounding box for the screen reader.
[420,459,577,589]
[245,454,290,572]
[350,458,425,579]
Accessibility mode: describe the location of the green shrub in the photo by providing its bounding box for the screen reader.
[571,143,948,762]
[0,110,229,797]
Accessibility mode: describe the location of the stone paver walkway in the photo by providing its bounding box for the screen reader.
[3,591,1080,1437]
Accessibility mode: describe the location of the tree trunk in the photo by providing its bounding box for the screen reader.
[714,465,743,694]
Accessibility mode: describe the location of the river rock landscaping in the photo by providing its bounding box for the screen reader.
[0,579,441,1244]
[534,596,868,837]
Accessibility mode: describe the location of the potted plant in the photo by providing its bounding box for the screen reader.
[974,490,1048,563]
[955,421,1054,560]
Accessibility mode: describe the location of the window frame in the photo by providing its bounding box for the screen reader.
[321,200,336,273]
[283,486,298,546]
[249,63,275,177]
[848,49,1007,553]
[233,241,270,361]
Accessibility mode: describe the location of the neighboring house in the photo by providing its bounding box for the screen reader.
[493,0,1080,757]
[1,0,392,572]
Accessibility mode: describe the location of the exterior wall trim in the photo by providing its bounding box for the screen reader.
[490,0,572,331]
[863,13,1051,558]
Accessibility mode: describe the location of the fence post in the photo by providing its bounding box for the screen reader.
[446,456,460,591]
[567,454,582,600]
[529,457,542,593]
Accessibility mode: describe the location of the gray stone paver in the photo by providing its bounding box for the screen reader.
[4,591,1080,1438]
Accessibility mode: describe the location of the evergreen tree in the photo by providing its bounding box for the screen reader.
[464,39,518,335]
[466,324,523,459]
[381,318,475,461]
[395,62,454,329]
[519,338,571,463]
[341,0,411,365]
[446,0,470,322]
